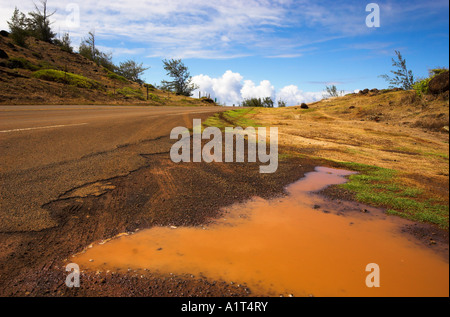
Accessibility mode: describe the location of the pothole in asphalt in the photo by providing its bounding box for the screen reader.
[72,167,449,297]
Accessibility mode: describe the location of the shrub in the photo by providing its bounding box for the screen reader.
[200,97,214,104]
[107,72,128,83]
[6,57,40,71]
[54,33,73,53]
[413,78,431,97]
[430,68,448,76]
[117,87,145,100]
[37,60,57,70]
[144,83,156,91]
[148,93,161,102]
[379,50,415,90]
[32,69,103,89]
[413,68,449,97]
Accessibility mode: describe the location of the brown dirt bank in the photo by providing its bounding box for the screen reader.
[319,185,449,260]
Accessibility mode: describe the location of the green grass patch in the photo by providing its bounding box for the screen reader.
[424,151,449,160]
[32,69,103,90]
[107,72,129,83]
[299,108,317,113]
[148,93,162,103]
[7,57,40,71]
[7,57,57,71]
[224,109,260,127]
[203,108,260,129]
[117,87,145,100]
[336,161,449,229]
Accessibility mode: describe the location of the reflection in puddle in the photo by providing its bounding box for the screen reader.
[73,167,449,297]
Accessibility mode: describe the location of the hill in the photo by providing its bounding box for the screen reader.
[0,32,213,106]
[204,89,449,228]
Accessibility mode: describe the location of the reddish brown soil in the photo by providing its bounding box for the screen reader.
[0,145,329,297]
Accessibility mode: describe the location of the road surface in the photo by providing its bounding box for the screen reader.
[0,105,225,233]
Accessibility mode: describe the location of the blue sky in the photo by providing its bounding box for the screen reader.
[0,0,448,105]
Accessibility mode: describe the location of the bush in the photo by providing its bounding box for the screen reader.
[117,87,145,100]
[413,68,449,97]
[6,57,40,71]
[242,97,274,108]
[107,72,128,83]
[144,83,156,90]
[148,93,161,102]
[6,57,57,71]
[413,78,431,97]
[32,69,103,89]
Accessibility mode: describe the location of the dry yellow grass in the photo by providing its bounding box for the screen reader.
[255,91,448,179]
[229,90,449,227]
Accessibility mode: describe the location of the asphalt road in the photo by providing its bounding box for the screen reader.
[0,105,225,233]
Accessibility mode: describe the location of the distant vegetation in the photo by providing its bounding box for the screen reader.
[413,68,449,97]
[242,97,274,108]
[116,87,145,100]
[106,71,129,83]
[7,1,56,47]
[117,60,149,85]
[6,2,150,88]
[380,50,415,90]
[277,100,287,107]
[78,31,116,72]
[32,69,103,90]
[323,85,345,99]
[160,59,197,96]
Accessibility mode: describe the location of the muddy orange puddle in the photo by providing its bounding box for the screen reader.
[74,167,449,297]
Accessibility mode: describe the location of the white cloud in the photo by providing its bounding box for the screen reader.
[5,0,441,59]
[192,71,323,107]
[276,85,323,106]
[192,70,243,106]
[241,80,275,101]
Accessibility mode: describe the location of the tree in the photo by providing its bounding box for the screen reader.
[7,7,30,47]
[278,100,287,108]
[323,85,344,98]
[117,60,149,84]
[79,31,98,62]
[380,50,414,90]
[241,97,274,108]
[79,31,116,72]
[160,59,197,96]
[7,2,57,46]
[262,97,274,108]
[28,0,56,43]
[54,32,73,53]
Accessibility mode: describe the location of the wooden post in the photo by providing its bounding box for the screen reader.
[146,85,149,100]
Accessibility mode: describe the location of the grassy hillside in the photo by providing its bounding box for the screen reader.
[205,90,449,228]
[0,34,214,106]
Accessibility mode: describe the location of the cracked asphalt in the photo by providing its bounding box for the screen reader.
[0,105,225,233]
[0,104,326,296]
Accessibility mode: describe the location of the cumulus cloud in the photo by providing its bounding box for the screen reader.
[276,85,323,106]
[192,71,323,107]
[192,71,243,106]
[241,80,275,101]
